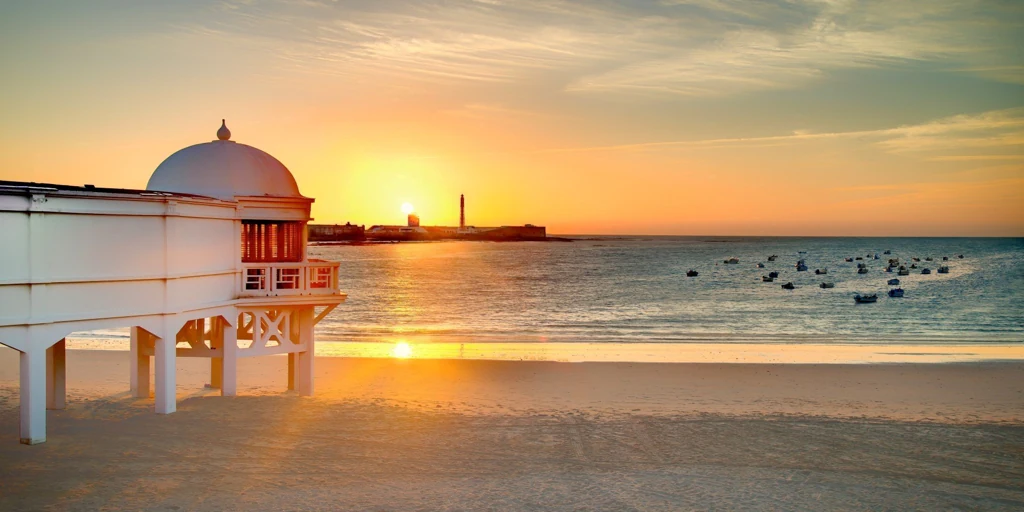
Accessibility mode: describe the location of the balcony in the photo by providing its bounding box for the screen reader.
[239,259,340,297]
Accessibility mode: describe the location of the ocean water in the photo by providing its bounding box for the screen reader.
[308,237,1024,345]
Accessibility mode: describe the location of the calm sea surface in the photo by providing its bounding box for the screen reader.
[309,237,1024,345]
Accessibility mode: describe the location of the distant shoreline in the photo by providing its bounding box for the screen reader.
[310,236,574,246]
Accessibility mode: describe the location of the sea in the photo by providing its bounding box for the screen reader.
[70,237,1023,363]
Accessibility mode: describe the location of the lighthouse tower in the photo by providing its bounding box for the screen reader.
[460,194,465,229]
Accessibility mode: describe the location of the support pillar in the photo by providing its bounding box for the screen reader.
[220,317,237,397]
[296,307,315,396]
[210,317,223,389]
[130,327,151,398]
[154,334,176,414]
[287,353,296,391]
[20,348,46,445]
[46,338,66,410]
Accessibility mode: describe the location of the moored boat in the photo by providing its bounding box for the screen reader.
[854,293,878,303]
[921,268,931,275]
[937,266,949,274]
[781,282,796,290]
[820,282,835,289]
[724,257,739,264]
[756,262,765,268]
[768,271,780,278]
[898,266,910,276]
[762,275,774,282]
[857,267,869,274]
[768,255,778,261]
[686,269,698,277]
[888,288,904,298]
[887,278,900,286]
[815,268,827,275]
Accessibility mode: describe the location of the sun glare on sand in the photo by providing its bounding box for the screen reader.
[401,202,415,215]
[392,342,413,358]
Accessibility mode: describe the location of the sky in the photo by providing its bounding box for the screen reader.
[1,0,1022,235]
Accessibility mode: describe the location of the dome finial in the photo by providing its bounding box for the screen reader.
[217,119,231,141]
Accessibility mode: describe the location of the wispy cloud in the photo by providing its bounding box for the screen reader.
[177,0,1023,95]
[537,108,1024,156]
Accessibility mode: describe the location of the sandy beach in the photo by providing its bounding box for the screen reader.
[1,350,1023,510]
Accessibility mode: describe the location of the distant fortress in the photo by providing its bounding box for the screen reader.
[308,194,548,242]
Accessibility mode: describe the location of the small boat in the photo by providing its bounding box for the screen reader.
[857,262,867,269]
[815,268,827,275]
[888,288,904,298]
[756,262,765,268]
[912,257,920,262]
[885,266,893,273]
[921,268,931,275]
[820,282,835,289]
[762,275,774,282]
[798,251,808,255]
[768,255,778,261]
[888,258,900,266]
[854,293,878,303]
[898,266,910,276]
[845,257,854,262]
[796,264,808,272]
[958,254,964,259]
[884,250,891,255]
[855,256,863,260]
[857,267,869,274]
[768,271,780,278]
[781,282,796,290]
[910,263,918,269]
[686,270,699,277]
[937,266,949,274]
[874,254,880,259]
[724,257,739,264]
[942,256,948,261]
[887,278,900,286]
[925,257,933,261]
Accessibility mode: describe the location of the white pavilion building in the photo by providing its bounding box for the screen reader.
[0,121,346,444]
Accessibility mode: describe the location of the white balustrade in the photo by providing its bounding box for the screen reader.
[240,259,339,297]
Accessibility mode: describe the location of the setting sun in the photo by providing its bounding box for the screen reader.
[400,202,415,215]
[392,342,413,358]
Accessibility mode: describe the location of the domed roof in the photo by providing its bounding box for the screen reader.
[147,121,302,201]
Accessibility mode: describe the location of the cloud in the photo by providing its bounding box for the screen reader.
[538,107,1024,156]
[177,0,1023,95]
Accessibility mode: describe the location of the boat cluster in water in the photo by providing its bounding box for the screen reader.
[686,251,965,304]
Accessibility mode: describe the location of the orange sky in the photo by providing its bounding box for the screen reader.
[1,1,1022,235]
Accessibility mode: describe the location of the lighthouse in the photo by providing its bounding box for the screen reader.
[460,194,465,229]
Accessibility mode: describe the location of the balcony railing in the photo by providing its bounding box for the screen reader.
[239,259,340,297]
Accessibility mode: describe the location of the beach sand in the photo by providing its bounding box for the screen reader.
[1,350,1023,510]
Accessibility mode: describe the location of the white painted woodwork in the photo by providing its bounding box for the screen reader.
[46,338,66,410]
[130,327,152,398]
[0,124,345,444]
[154,335,176,414]
[20,348,46,444]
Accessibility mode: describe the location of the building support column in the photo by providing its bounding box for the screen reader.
[287,353,296,391]
[220,317,237,397]
[20,347,46,445]
[296,307,315,396]
[209,317,223,390]
[154,334,176,414]
[130,327,151,398]
[46,338,66,410]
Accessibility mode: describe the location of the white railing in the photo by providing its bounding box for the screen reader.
[239,259,340,297]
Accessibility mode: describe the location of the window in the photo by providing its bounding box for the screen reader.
[241,221,304,262]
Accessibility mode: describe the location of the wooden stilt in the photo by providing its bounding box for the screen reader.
[154,334,176,414]
[20,348,46,444]
[46,338,66,410]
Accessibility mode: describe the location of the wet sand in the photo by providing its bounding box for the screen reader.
[1,350,1023,510]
